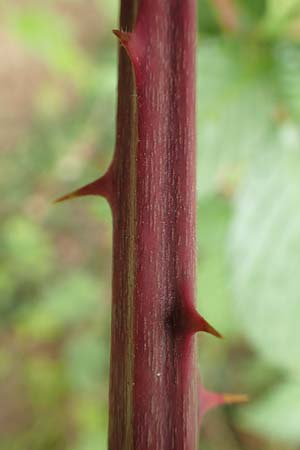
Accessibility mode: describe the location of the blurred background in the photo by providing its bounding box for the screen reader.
[1,0,300,449]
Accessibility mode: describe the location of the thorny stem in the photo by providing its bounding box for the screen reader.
[56,1,246,448]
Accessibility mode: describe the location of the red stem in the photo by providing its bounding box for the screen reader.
[109,1,201,449]
[55,2,246,446]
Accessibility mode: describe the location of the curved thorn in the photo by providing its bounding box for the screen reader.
[178,280,222,338]
[112,29,132,46]
[193,313,223,339]
[112,29,142,69]
[54,173,112,204]
[182,305,223,338]
[199,383,248,424]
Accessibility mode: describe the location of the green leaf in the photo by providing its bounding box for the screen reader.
[73,434,107,450]
[266,0,300,25]
[197,39,275,197]
[63,332,108,391]
[230,124,300,374]
[6,7,92,85]
[1,216,53,284]
[72,398,108,450]
[26,358,65,407]
[197,196,238,337]
[274,42,300,119]
[20,273,102,338]
[262,0,300,36]
[242,0,267,21]
[238,380,300,444]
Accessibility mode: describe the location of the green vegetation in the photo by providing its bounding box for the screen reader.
[1,1,300,449]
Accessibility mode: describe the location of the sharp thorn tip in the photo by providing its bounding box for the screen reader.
[53,192,78,204]
[112,29,131,44]
[222,393,249,404]
[53,175,110,204]
[197,315,223,339]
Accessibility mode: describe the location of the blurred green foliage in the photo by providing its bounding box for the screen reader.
[1,0,300,449]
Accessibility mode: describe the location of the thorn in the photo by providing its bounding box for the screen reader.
[222,393,249,404]
[193,313,223,339]
[112,29,142,69]
[54,172,112,204]
[177,280,222,338]
[199,383,248,424]
[112,29,132,47]
[54,188,85,203]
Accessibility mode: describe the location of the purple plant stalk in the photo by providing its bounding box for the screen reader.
[56,1,247,449]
